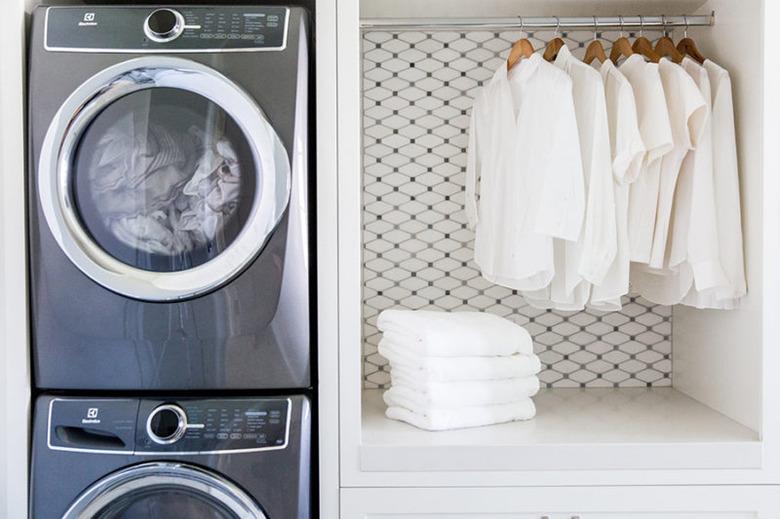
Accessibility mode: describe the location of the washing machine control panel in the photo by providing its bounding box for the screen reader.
[47,398,291,454]
[137,398,291,453]
[45,6,290,52]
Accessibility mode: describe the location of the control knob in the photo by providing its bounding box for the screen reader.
[144,8,185,43]
[147,404,187,444]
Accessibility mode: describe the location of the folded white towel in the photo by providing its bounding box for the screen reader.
[378,340,541,382]
[377,310,533,357]
[385,399,537,431]
[384,376,540,408]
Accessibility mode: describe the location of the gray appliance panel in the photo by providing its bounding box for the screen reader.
[45,6,289,52]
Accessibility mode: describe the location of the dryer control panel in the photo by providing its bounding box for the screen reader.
[44,6,290,52]
[47,397,291,454]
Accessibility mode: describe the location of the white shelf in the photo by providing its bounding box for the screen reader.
[361,387,761,472]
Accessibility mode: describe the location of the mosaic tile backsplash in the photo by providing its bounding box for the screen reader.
[362,29,672,389]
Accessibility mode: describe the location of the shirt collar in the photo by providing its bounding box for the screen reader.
[553,44,573,67]
[508,52,542,84]
[619,53,645,70]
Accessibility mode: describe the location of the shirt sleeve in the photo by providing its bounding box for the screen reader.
[710,72,746,298]
[464,103,480,230]
[640,67,674,166]
[578,80,618,285]
[613,81,646,185]
[686,98,726,292]
[680,71,709,150]
[533,75,585,242]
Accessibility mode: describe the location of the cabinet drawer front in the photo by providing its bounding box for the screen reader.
[341,487,776,518]
[363,515,753,519]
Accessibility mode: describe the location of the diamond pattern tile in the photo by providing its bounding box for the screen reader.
[362,29,673,389]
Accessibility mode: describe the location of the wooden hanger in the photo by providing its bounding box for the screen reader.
[507,18,536,70]
[609,15,634,63]
[583,16,608,64]
[654,15,684,63]
[543,17,566,62]
[676,15,706,64]
[632,15,661,63]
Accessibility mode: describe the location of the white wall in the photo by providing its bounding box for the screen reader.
[0,0,31,517]
[673,0,764,433]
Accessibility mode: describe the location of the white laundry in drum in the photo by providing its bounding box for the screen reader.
[87,111,243,256]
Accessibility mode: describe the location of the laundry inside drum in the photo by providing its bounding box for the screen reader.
[71,87,258,273]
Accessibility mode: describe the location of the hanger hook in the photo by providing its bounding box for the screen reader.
[662,14,668,37]
[683,14,689,38]
[554,16,560,36]
[619,15,625,38]
[592,15,598,41]
[639,15,644,37]
[519,16,524,34]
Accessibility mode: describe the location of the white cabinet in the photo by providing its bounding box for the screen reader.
[319,0,780,514]
[341,487,779,518]
[327,0,780,493]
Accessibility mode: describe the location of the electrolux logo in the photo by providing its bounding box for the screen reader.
[81,407,101,424]
[78,12,98,27]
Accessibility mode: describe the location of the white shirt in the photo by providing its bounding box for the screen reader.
[466,53,584,291]
[631,58,722,305]
[523,46,615,310]
[588,60,646,311]
[645,58,708,270]
[633,58,728,304]
[619,55,674,263]
[671,58,728,291]
[683,60,746,308]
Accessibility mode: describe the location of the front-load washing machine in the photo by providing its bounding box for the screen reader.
[31,395,311,518]
[28,5,312,390]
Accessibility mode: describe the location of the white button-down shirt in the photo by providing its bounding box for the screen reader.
[466,53,584,291]
[645,58,708,270]
[683,60,746,308]
[619,54,674,264]
[632,58,727,305]
[523,46,616,310]
[670,58,728,293]
[588,59,646,311]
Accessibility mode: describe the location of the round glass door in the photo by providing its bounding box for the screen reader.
[72,87,257,272]
[63,462,267,519]
[39,57,290,301]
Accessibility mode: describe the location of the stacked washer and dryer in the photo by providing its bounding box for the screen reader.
[28,5,313,518]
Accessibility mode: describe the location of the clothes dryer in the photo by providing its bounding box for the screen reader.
[28,5,312,390]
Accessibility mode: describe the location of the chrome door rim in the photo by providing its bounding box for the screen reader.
[62,462,267,518]
[39,56,291,301]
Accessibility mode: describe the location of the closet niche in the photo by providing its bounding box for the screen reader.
[340,0,772,485]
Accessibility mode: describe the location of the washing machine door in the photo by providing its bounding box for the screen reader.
[39,56,290,301]
[63,462,266,518]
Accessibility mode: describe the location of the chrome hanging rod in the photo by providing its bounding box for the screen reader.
[360,13,714,31]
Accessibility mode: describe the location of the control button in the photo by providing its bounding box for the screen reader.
[146,404,187,445]
[144,9,185,43]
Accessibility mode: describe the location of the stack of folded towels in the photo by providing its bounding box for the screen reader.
[377,309,541,431]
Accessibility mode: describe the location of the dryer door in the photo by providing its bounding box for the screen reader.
[39,56,290,301]
[63,462,267,518]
